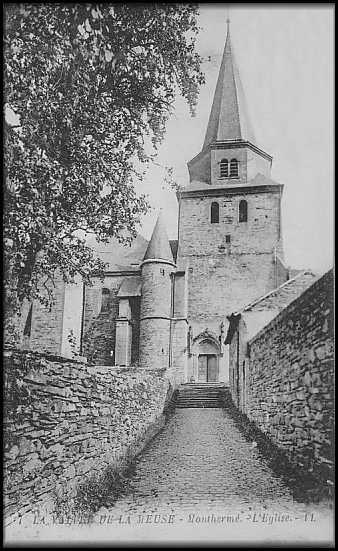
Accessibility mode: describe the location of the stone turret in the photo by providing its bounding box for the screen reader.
[139,213,175,369]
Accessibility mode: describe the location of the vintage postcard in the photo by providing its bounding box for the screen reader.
[3,3,334,546]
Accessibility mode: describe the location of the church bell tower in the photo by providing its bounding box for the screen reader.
[176,19,288,382]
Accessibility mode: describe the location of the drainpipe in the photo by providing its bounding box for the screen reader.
[168,273,175,368]
[236,330,240,407]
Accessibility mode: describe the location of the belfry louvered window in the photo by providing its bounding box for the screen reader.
[220,159,228,178]
[211,201,219,224]
[239,199,248,223]
[230,159,238,176]
[230,158,238,177]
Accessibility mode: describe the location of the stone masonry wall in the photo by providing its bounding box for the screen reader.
[139,262,172,370]
[246,269,334,482]
[82,275,124,365]
[169,319,188,386]
[139,319,170,370]
[4,348,169,523]
[177,189,286,327]
[186,253,276,325]
[29,273,66,355]
[211,146,247,184]
[7,275,80,358]
[275,256,289,288]
[83,275,141,366]
[178,191,281,258]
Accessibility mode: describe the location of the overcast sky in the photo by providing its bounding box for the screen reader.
[138,5,334,274]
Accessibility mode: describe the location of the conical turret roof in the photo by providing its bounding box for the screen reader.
[203,21,255,149]
[143,212,174,263]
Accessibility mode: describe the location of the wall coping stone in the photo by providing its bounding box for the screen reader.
[3,346,87,366]
[248,269,333,347]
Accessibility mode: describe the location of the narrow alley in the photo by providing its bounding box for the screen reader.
[11,408,333,544]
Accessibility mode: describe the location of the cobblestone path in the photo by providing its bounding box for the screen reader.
[108,408,303,512]
[8,409,333,544]
[91,409,333,543]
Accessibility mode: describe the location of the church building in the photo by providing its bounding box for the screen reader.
[20,22,290,385]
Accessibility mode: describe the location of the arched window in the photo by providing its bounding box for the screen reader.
[230,158,238,177]
[211,201,219,224]
[101,288,110,312]
[219,159,228,178]
[239,199,248,223]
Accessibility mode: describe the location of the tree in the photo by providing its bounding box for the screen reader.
[4,3,204,329]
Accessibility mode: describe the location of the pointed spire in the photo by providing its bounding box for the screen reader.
[203,19,255,149]
[143,211,174,263]
[226,15,230,35]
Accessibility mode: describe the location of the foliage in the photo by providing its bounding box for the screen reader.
[67,329,80,358]
[53,461,133,522]
[4,3,204,321]
[4,352,34,440]
[227,401,331,502]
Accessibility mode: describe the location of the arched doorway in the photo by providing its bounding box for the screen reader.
[196,338,220,382]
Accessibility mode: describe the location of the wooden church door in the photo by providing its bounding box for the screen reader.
[207,354,218,382]
[198,354,218,382]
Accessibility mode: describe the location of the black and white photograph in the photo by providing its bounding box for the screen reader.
[3,3,334,546]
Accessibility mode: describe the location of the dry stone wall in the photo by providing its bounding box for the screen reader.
[4,349,169,523]
[246,270,334,482]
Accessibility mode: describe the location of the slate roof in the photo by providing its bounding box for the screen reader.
[241,271,318,313]
[143,212,174,263]
[225,270,319,343]
[182,172,282,194]
[170,240,178,262]
[117,276,142,297]
[203,22,255,149]
[86,217,177,273]
[86,233,148,272]
[250,173,281,188]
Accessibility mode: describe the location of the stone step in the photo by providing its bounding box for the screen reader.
[175,398,222,403]
[176,396,222,402]
[177,399,221,404]
[175,399,224,405]
[178,391,221,395]
[178,386,222,391]
[179,388,226,395]
[173,383,232,410]
[175,398,223,403]
[175,404,223,409]
[175,403,223,407]
[180,383,227,390]
[178,390,225,394]
[179,389,226,393]
[175,398,223,406]
[176,396,221,402]
[176,391,231,394]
